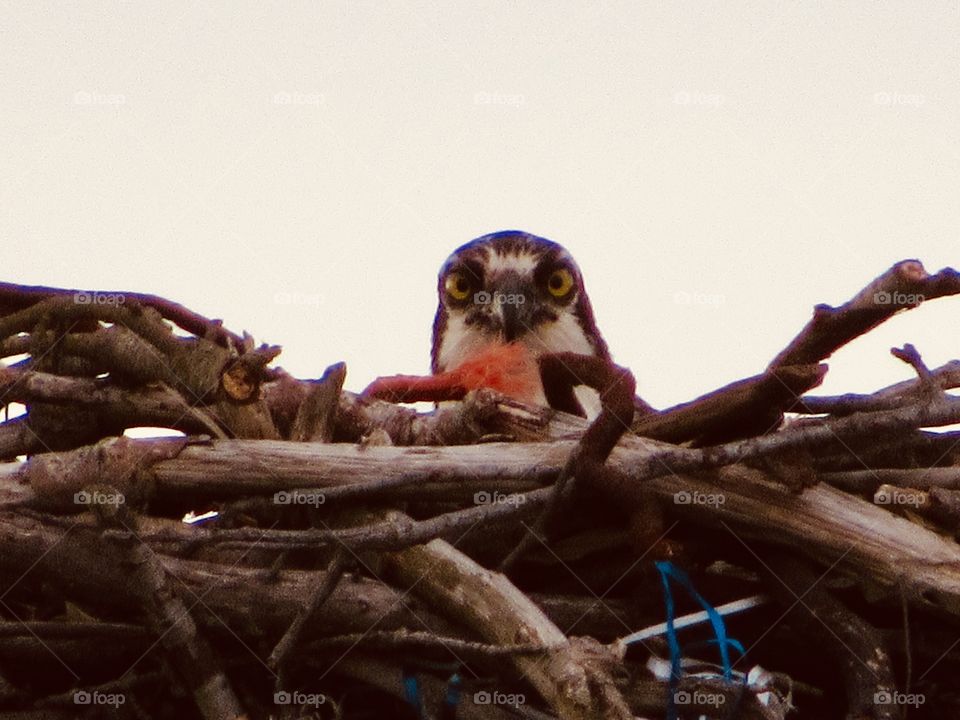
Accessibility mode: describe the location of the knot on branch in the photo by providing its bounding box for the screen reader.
[21,435,190,511]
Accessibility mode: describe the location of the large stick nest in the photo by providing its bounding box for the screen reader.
[1,260,959,719]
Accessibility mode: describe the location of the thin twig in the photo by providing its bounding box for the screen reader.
[269,548,350,673]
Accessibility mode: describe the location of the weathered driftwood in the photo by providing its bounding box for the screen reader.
[769,259,960,368]
[3,261,960,717]
[7,385,960,620]
[0,281,244,349]
[0,512,455,642]
[94,502,247,720]
[379,521,633,720]
[0,367,226,439]
[758,551,897,720]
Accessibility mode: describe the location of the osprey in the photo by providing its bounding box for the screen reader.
[364,231,613,418]
[431,231,610,417]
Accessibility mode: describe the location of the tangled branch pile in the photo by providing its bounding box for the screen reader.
[1,260,960,720]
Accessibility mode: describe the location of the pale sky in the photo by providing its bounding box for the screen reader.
[2,2,958,410]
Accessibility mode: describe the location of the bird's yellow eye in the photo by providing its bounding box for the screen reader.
[546,268,574,298]
[445,272,472,301]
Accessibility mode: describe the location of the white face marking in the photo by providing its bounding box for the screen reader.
[518,311,595,357]
[435,314,493,373]
[482,247,540,276]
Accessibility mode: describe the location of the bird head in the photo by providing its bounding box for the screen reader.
[431,231,610,375]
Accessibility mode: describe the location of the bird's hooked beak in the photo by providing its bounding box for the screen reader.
[487,270,535,343]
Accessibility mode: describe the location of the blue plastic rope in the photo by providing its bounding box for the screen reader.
[441,672,462,720]
[656,561,743,678]
[402,668,424,720]
[657,561,683,682]
[655,561,745,719]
